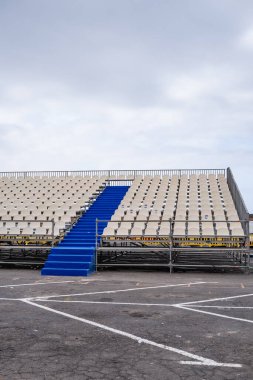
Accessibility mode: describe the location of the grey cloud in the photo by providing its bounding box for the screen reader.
[0,0,252,209]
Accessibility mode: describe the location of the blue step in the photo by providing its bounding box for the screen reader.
[44,261,91,269]
[47,254,94,261]
[41,268,91,276]
[41,186,129,276]
[51,247,95,254]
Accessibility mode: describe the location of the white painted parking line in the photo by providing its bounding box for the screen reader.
[175,305,253,324]
[25,299,253,312]
[31,281,217,300]
[0,281,76,288]
[22,299,241,368]
[177,292,253,306]
[188,306,253,310]
[35,299,177,307]
[0,298,22,301]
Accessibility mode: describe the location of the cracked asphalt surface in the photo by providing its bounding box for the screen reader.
[0,269,253,379]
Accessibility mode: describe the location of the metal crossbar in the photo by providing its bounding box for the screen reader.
[95,218,250,272]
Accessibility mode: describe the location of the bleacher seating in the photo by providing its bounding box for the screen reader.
[0,171,247,249]
[0,170,249,275]
[0,175,107,241]
[102,173,245,240]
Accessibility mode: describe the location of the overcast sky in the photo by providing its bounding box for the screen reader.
[0,0,252,209]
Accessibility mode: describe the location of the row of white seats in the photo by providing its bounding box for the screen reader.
[0,197,94,204]
[0,216,75,224]
[0,181,102,188]
[0,181,108,187]
[0,202,84,210]
[111,207,239,221]
[0,186,102,196]
[0,221,54,228]
[0,223,68,236]
[103,221,245,237]
[0,188,105,195]
[0,186,104,193]
[0,207,79,215]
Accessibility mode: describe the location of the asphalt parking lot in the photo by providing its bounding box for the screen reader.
[0,269,253,380]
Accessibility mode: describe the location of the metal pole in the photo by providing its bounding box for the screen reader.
[95,218,98,272]
[245,220,250,274]
[169,218,173,274]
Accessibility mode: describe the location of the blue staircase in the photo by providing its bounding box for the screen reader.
[41,186,129,276]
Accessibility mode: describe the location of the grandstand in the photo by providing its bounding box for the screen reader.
[0,168,250,275]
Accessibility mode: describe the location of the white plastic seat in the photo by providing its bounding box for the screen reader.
[152,201,165,210]
[188,221,199,228]
[23,214,38,221]
[39,211,53,221]
[188,212,199,221]
[131,225,144,236]
[226,211,239,221]
[0,227,7,235]
[40,221,54,229]
[8,227,21,235]
[144,222,159,236]
[214,213,226,221]
[116,222,132,236]
[102,225,117,236]
[175,212,186,221]
[3,221,16,228]
[123,210,137,222]
[201,226,215,236]
[1,214,13,221]
[136,210,150,221]
[21,227,34,235]
[103,222,119,235]
[159,222,171,236]
[215,221,228,228]
[53,210,66,217]
[53,223,67,236]
[9,209,20,217]
[173,227,186,236]
[216,227,230,236]
[230,227,244,236]
[162,209,174,220]
[149,209,162,221]
[111,213,124,222]
[34,227,47,235]
[229,222,241,229]
[187,227,200,236]
[65,209,78,218]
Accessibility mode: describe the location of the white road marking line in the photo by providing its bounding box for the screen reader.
[188,306,253,310]
[176,305,253,324]
[22,299,241,368]
[30,281,217,300]
[0,281,76,288]
[26,299,253,310]
[177,293,253,306]
[0,298,21,301]
[35,299,177,307]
